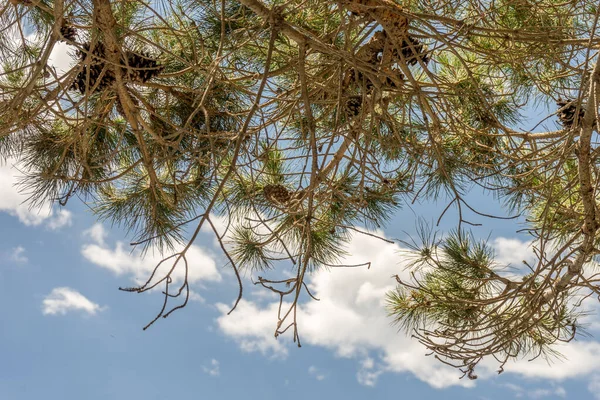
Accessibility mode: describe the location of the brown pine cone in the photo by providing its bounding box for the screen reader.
[556,98,584,128]
[123,51,163,83]
[263,184,291,205]
[59,21,77,42]
[397,36,430,66]
[345,96,363,117]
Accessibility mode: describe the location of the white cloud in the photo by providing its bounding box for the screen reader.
[46,209,73,230]
[492,237,535,267]
[81,224,222,290]
[84,223,108,246]
[42,287,104,316]
[215,230,600,389]
[48,41,74,74]
[216,230,471,389]
[9,246,28,264]
[189,290,205,303]
[356,357,383,387]
[498,341,600,380]
[202,359,220,377]
[0,159,51,225]
[357,367,382,387]
[215,300,288,358]
[0,158,72,229]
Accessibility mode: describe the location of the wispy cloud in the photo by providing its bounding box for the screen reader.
[9,246,28,264]
[84,224,108,246]
[202,359,220,377]
[589,374,600,399]
[308,366,326,381]
[46,209,73,230]
[356,357,383,387]
[42,287,104,316]
[502,382,566,399]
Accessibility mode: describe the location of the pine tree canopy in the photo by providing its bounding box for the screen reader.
[2,0,600,378]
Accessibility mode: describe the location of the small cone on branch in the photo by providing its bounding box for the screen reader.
[123,51,163,83]
[345,96,363,117]
[396,36,430,66]
[59,20,77,42]
[263,184,292,205]
[556,98,584,128]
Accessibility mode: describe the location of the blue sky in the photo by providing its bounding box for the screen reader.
[2,155,600,400]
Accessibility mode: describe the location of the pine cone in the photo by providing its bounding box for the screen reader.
[263,184,291,205]
[70,43,162,94]
[557,98,584,128]
[396,36,430,66]
[123,51,163,83]
[345,96,363,117]
[59,21,77,42]
[70,42,114,94]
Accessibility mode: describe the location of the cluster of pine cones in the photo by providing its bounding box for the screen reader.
[556,99,585,128]
[342,8,430,118]
[70,42,163,94]
[59,18,162,94]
